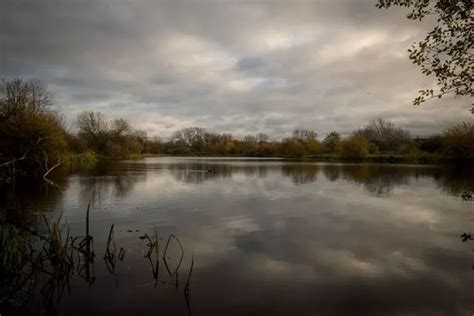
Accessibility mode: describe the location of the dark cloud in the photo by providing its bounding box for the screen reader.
[0,0,470,138]
[235,56,265,71]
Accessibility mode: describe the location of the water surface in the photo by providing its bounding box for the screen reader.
[1,157,474,315]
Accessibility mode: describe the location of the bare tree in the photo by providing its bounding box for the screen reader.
[76,111,109,138]
[112,118,132,136]
[292,129,317,143]
[0,79,66,182]
[171,127,207,152]
[256,133,270,143]
[0,78,53,120]
[355,118,411,151]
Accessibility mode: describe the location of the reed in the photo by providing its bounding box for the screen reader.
[1,204,194,314]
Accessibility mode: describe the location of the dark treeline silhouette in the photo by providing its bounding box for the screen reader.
[1,78,473,183]
[70,114,473,160]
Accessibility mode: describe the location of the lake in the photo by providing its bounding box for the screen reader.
[1,157,474,315]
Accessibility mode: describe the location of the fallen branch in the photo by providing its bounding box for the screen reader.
[0,150,30,168]
[43,160,63,179]
[0,136,48,169]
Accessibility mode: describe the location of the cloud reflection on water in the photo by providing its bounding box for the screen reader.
[2,158,474,315]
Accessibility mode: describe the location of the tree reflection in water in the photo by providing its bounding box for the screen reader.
[20,159,471,201]
[1,159,474,315]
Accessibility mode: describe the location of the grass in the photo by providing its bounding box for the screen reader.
[140,228,161,287]
[1,204,194,314]
[0,213,75,313]
[67,150,98,165]
[103,224,117,274]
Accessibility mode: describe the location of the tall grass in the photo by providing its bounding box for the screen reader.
[1,204,194,314]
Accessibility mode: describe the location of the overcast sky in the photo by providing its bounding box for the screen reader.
[1,0,471,138]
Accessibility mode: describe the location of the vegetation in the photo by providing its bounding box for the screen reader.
[442,122,474,158]
[376,0,473,108]
[354,118,411,152]
[0,205,192,314]
[322,132,342,153]
[75,111,147,158]
[142,119,473,162]
[0,79,68,182]
[1,77,473,184]
[341,135,370,159]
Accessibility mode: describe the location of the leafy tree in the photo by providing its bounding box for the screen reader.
[323,131,341,153]
[291,129,321,154]
[341,135,370,158]
[305,138,322,155]
[280,137,306,157]
[376,0,473,109]
[225,141,236,154]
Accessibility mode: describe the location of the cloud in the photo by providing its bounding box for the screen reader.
[0,0,470,138]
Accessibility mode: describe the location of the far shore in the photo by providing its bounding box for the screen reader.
[90,153,473,165]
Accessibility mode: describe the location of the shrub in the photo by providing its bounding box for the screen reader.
[416,135,443,153]
[305,138,323,155]
[368,143,379,155]
[442,122,474,159]
[280,138,306,157]
[341,135,369,158]
[225,141,236,154]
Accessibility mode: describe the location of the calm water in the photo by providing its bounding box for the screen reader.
[1,157,474,315]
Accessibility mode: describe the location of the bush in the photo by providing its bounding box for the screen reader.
[225,141,236,154]
[341,135,369,158]
[368,143,379,155]
[416,135,443,153]
[305,139,323,155]
[279,138,306,157]
[442,122,474,159]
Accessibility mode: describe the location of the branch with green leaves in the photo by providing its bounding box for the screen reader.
[376,0,473,111]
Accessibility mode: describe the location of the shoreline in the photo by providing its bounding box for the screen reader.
[98,153,473,166]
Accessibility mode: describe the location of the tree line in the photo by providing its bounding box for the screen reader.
[1,79,473,182]
[147,119,473,160]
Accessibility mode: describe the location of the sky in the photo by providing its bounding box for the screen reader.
[0,0,471,139]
